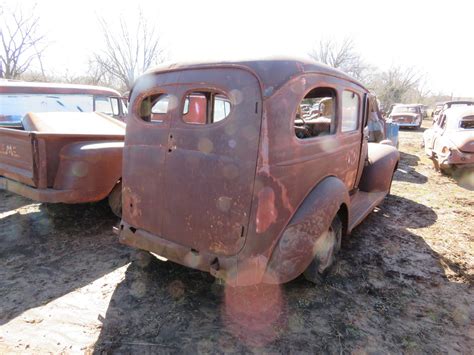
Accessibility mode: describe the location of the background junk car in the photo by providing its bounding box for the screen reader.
[388,104,423,128]
[118,59,400,287]
[0,81,127,128]
[0,82,127,216]
[423,106,474,171]
[433,100,474,124]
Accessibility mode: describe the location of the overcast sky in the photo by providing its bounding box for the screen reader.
[3,0,474,97]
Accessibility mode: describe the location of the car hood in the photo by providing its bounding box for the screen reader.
[22,112,125,135]
[445,130,474,153]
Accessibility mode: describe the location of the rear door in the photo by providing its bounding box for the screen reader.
[338,88,365,190]
[427,114,445,150]
[162,67,262,256]
[122,71,180,237]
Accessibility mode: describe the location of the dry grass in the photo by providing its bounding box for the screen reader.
[0,117,472,353]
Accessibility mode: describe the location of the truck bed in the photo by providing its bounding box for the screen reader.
[0,112,126,190]
[0,127,125,190]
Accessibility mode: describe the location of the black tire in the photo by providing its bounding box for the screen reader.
[303,214,342,284]
[108,181,122,218]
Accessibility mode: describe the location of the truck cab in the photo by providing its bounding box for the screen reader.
[0,81,127,128]
[119,59,399,286]
[0,82,126,216]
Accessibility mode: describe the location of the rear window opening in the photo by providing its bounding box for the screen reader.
[295,87,336,139]
[139,93,171,122]
[460,116,474,129]
[182,92,231,125]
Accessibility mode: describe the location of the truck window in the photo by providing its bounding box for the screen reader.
[0,94,95,124]
[295,87,336,139]
[95,96,114,115]
[341,90,360,132]
[182,92,231,125]
[111,97,120,116]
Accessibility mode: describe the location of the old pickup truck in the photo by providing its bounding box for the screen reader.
[118,59,399,286]
[0,82,127,216]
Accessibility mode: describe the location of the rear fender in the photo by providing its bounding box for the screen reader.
[263,176,349,284]
[53,141,123,201]
[359,143,399,193]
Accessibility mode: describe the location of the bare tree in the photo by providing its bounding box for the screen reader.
[367,66,423,110]
[75,58,115,87]
[0,4,46,79]
[309,38,370,82]
[94,10,165,90]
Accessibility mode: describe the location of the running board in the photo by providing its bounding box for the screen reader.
[348,190,387,232]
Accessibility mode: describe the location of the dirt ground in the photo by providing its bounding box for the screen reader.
[0,119,473,354]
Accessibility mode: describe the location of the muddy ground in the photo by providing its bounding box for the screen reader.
[0,120,473,354]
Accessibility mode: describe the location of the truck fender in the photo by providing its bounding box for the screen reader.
[358,143,399,193]
[263,176,350,284]
[53,141,123,201]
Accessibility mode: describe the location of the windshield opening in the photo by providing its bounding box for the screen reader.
[0,93,118,124]
[392,106,417,114]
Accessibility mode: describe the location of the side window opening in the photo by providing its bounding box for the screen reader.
[460,116,474,129]
[95,96,113,115]
[439,114,447,129]
[295,87,336,139]
[341,90,360,132]
[111,97,120,116]
[183,91,231,125]
[139,93,170,122]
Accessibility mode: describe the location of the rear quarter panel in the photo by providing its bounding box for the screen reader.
[0,128,36,186]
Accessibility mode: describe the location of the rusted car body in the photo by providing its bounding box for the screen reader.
[0,80,127,128]
[118,59,399,286]
[433,101,474,124]
[0,82,127,215]
[388,104,423,128]
[423,106,474,170]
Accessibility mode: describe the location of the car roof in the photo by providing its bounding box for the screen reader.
[444,106,474,118]
[445,100,474,106]
[393,104,419,107]
[0,80,121,96]
[142,58,367,97]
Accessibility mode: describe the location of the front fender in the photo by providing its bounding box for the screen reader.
[359,143,399,193]
[53,141,123,202]
[263,176,349,284]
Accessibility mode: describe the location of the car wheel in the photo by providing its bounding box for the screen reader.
[303,215,342,284]
[108,180,122,218]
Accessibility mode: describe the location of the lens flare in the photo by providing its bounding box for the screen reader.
[222,268,286,347]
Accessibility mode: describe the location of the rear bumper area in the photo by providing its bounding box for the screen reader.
[438,151,474,168]
[0,176,100,203]
[118,221,244,284]
[395,122,419,127]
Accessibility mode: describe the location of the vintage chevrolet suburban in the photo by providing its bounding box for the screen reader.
[118,59,400,286]
[0,81,127,216]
